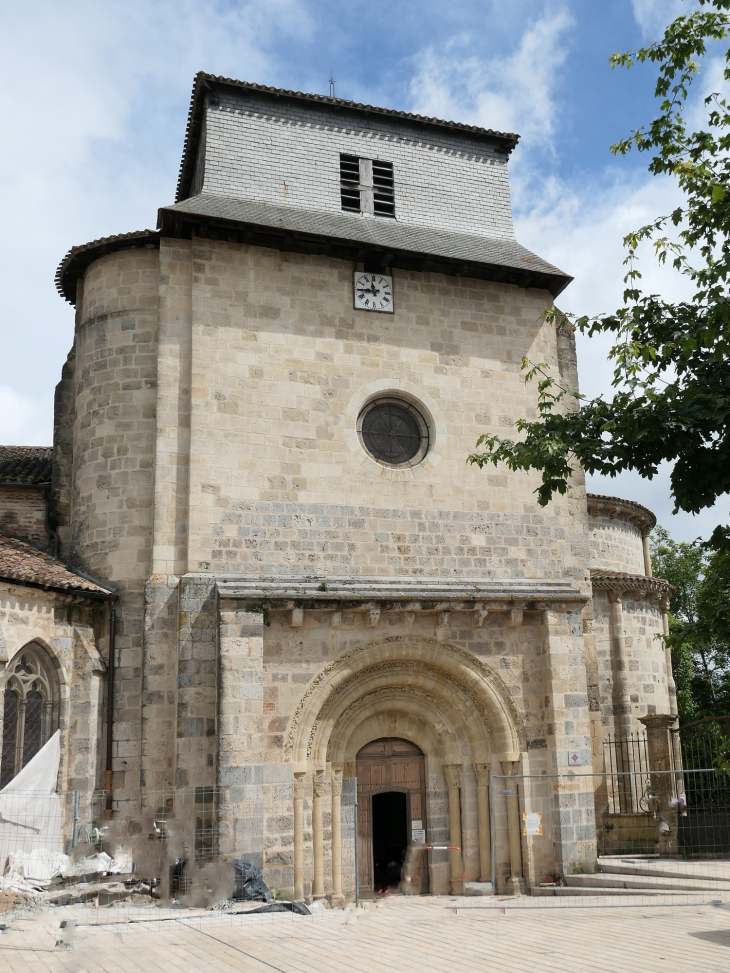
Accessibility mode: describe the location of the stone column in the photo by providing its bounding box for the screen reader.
[331,769,344,907]
[312,770,326,901]
[608,591,633,739]
[293,772,308,901]
[505,762,525,894]
[443,764,464,894]
[639,714,676,810]
[642,529,653,578]
[660,596,683,776]
[473,763,492,884]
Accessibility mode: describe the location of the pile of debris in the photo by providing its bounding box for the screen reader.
[0,853,310,917]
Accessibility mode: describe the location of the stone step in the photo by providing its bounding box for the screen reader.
[531,886,714,898]
[565,872,730,892]
[597,857,730,884]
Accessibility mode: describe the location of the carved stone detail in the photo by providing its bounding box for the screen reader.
[284,634,526,758]
[443,764,461,789]
[331,768,343,798]
[473,763,491,786]
[312,771,326,799]
[367,608,381,627]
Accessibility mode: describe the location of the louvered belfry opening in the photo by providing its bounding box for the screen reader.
[372,160,395,217]
[340,154,395,217]
[340,154,361,212]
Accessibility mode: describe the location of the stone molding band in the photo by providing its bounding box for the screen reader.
[214,575,585,609]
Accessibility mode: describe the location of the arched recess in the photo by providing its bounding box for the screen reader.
[1,641,61,787]
[286,634,525,772]
[330,693,463,771]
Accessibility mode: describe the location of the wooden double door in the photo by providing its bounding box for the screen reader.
[356,737,427,892]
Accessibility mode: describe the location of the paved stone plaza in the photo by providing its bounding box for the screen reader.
[1,898,729,973]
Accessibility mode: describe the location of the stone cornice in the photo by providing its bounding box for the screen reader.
[213,575,586,610]
[586,493,656,531]
[590,569,674,598]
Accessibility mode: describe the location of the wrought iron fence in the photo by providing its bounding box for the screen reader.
[602,731,652,813]
[673,716,730,814]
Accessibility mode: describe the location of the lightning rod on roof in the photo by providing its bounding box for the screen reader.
[329,70,335,98]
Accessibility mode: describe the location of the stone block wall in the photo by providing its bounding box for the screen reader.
[0,487,48,548]
[194,91,515,239]
[177,239,591,587]
[592,589,670,736]
[589,509,646,576]
[70,247,159,811]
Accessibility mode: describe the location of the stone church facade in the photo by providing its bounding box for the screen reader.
[0,74,675,899]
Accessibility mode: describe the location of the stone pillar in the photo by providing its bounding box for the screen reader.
[443,764,464,894]
[608,591,633,739]
[639,714,676,810]
[642,529,653,578]
[312,770,326,901]
[293,772,308,901]
[473,763,492,884]
[217,606,264,863]
[541,608,597,879]
[331,769,344,907]
[505,762,525,894]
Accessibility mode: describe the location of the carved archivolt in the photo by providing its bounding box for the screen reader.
[285,633,525,764]
[308,661,495,760]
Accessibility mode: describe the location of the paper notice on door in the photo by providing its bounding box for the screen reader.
[411,829,426,842]
[523,812,542,836]
[411,820,422,829]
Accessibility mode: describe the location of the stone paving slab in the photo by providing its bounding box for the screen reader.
[1,896,730,973]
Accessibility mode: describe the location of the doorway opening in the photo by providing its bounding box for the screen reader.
[372,791,408,891]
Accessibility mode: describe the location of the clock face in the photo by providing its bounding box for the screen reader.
[354,272,394,313]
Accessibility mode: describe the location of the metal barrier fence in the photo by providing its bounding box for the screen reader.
[485,768,730,908]
[1,770,730,928]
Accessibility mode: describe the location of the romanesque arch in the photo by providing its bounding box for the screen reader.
[286,633,525,772]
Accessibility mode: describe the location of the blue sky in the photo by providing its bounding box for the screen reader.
[1,0,726,541]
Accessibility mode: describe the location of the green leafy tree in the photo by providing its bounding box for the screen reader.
[469,1,730,639]
[650,527,730,723]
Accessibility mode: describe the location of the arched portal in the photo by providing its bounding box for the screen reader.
[286,634,526,900]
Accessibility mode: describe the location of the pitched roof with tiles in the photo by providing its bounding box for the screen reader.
[0,446,53,485]
[0,535,113,596]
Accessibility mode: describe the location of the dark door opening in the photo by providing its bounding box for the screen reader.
[372,791,408,891]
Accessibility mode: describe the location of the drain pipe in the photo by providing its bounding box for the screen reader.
[105,600,117,819]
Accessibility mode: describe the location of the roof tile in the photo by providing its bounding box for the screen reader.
[0,535,112,595]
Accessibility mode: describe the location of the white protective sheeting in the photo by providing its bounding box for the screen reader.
[0,730,64,883]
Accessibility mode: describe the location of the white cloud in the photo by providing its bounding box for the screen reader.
[631,0,690,39]
[407,10,574,144]
[0,0,312,441]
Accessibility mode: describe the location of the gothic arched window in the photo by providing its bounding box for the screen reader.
[0,643,59,787]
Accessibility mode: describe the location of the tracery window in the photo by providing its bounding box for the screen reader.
[0,643,59,787]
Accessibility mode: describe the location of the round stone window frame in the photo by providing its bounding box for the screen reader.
[344,380,445,482]
[357,397,430,469]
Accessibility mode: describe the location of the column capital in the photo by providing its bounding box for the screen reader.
[638,714,676,731]
[293,772,310,800]
[473,763,491,786]
[312,770,327,799]
[331,768,343,797]
[442,763,461,789]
